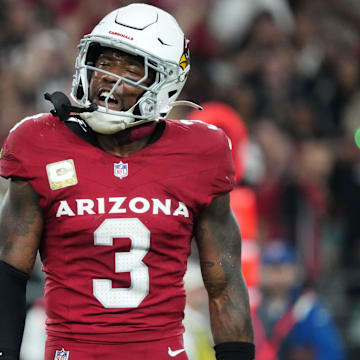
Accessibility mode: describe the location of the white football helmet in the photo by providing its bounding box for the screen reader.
[71,3,193,134]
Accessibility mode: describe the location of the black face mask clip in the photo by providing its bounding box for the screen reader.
[44,92,97,122]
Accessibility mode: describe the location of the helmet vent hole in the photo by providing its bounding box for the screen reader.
[168,90,177,98]
[158,38,171,46]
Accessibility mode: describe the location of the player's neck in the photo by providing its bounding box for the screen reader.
[96,130,151,157]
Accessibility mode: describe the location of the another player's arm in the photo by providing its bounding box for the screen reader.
[0,179,43,359]
[194,193,255,360]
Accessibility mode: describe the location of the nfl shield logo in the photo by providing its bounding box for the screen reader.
[114,161,128,179]
[54,348,69,360]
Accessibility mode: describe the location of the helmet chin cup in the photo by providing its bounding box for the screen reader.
[80,112,126,134]
[80,105,136,134]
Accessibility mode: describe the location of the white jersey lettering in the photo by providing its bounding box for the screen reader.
[76,199,95,215]
[129,197,150,214]
[56,200,76,217]
[55,197,190,218]
[152,198,171,215]
[173,202,189,218]
[97,198,105,214]
[109,197,127,214]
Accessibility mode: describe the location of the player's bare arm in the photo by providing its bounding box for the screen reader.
[0,179,43,273]
[0,179,43,359]
[195,193,254,358]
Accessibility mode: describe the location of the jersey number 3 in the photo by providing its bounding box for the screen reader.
[93,218,150,308]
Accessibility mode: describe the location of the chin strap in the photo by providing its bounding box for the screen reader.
[44,92,97,122]
[170,100,203,110]
[44,92,202,123]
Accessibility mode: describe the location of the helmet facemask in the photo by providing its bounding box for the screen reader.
[71,35,188,134]
[70,4,197,134]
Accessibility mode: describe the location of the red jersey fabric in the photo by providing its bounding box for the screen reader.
[45,334,188,360]
[0,114,234,344]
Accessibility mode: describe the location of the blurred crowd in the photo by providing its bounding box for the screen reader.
[1,0,360,358]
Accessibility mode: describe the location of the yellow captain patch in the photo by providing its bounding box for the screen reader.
[46,159,78,190]
[0,148,2,160]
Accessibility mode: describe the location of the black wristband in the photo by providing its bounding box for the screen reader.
[214,342,255,360]
[0,260,29,359]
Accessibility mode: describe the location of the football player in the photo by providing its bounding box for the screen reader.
[0,4,254,360]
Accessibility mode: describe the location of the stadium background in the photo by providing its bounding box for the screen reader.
[1,0,360,358]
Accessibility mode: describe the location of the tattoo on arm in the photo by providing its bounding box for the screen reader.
[0,180,43,273]
[195,193,254,343]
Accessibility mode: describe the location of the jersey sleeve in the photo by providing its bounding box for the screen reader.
[0,114,52,183]
[0,113,64,210]
[191,126,235,211]
[0,124,31,180]
[211,130,235,197]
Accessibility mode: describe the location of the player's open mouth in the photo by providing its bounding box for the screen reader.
[98,90,118,105]
[93,89,123,110]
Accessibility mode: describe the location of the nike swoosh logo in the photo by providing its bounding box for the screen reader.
[168,347,185,357]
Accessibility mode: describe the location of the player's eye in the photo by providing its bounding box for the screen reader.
[126,66,142,76]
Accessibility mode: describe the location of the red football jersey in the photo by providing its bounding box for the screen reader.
[0,114,235,343]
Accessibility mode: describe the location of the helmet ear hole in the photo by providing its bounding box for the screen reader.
[76,82,84,100]
[168,90,177,98]
[133,104,141,116]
